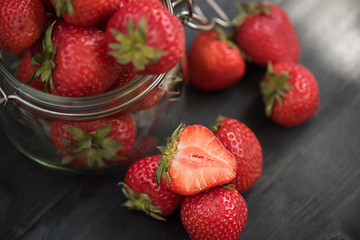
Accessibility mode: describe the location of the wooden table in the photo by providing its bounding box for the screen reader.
[1,0,360,239]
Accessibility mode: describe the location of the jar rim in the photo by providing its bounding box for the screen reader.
[0,53,168,119]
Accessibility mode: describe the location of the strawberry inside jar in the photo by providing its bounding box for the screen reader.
[0,0,185,173]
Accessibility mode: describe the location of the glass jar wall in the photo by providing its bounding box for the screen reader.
[0,44,184,174]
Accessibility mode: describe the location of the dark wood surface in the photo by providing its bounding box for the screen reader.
[1,0,360,239]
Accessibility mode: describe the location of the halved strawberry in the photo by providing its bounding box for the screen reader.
[156,124,237,196]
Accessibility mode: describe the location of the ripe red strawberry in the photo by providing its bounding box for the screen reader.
[180,53,190,87]
[105,0,185,75]
[50,114,136,167]
[130,85,165,111]
[50,0,122,26]
[234,2,300,67]
[180,186,248,240]
[260,62,320,126]
[120,154,183,220]
[0,0,47,55]
[212,116,263,193]
[156,124,237,196]
[93,0,161,32]
[33,22,122,97]
[127,135,158,161]
[188,29,246,91]
[108,72,164,111]
[118,0,160,8]
[16,51,45,91]
[108,70,138,90]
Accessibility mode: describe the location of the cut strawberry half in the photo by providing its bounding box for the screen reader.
[156,124,237,196]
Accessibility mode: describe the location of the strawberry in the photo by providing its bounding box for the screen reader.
[180,53,190,87]
[33,22,122,97]
[212,116,263,193]
[16,51,45,91]
[188,29,246,91]
[130,85,165,111]
[0,0,47,55]
[108,72,164,111]
[50,0,122,26]
[127,135,159,161]
[94,0,161,32]
[156,124,237,196]
[234,2,300,67]
[120,154,183,220]
[105,0,185,75]
[108,70,138,90]
[180,186,248,240]
[50,114,136,167]
[118,0,161,8]
[260,62,320,126]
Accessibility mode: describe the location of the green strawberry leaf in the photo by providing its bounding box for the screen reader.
[62,125,89,142]
[94,124,112,139]
[155,123,185,185]
[260,62,293,116]
[210,114,226,132]
[107,17,168,72]
[100,138,122,159]
[31,21,57,91]
[59,123,125,167]
[119,182,166,221]
[232,2,271,26]
[54,0,74,17]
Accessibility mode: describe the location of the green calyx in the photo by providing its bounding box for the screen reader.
[119,182,165,221]
[232,2,271,26]
[210,114,226,133]
[260,62,293,117]
[214,28,237,49]
[155,123,186,185]
[107,17,168,72]
[54,0,74,17]
[220,183,236,190]
[31,21,57,91]
[59,124,124,167]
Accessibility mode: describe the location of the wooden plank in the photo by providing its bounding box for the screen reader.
[0,133,82,240]
[242,93,360,240]
[1,0,360,239]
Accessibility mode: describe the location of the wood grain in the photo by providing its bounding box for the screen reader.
[1,0,360,239]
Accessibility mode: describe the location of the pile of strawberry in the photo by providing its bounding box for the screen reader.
[115,2,321,239]
[0,0,185,96]
[187,2,320,127]
[0,0,186,168]
[1,0,321,239]
[120,116,262,239]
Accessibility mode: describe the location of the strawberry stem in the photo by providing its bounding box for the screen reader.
[54,0,74,17]
[214,28,237,49]
[211,115,226,132]
[59,124,125,167]
[232,2,271,26]
[260,62,293,117]
[119,182,166,221]
[107,17,168,72]
[31,21,57,91]
[221,183,236,190]
[155,123,185,185]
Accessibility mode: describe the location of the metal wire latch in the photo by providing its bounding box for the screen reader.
[172,0,234,30]
[0,86,10,106]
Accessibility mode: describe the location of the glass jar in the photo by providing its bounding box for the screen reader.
[0,0,184,174]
